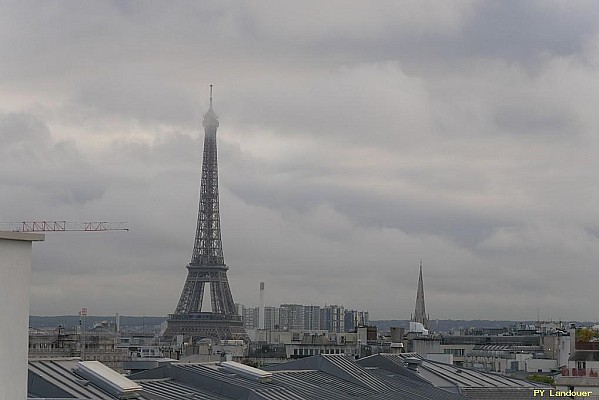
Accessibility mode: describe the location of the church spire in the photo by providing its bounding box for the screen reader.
[413,260,429,330]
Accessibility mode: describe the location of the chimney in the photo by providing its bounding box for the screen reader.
[259,282,265,330]
[404,357,422,371]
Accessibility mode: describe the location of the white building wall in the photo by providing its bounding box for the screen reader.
[559,336,571,367]
[525,358,558,373]
[427,353,453,365]
[0,232,44,400]
[412,339,441,358]
[515,352,534,371]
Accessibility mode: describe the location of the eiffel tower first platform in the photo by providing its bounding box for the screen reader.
[162,87,246,342]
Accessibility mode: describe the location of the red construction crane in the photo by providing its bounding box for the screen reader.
[4,221,128,232]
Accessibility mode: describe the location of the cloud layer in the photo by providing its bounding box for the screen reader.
[2,1,599,321]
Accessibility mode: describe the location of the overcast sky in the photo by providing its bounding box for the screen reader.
[3,1,599,321]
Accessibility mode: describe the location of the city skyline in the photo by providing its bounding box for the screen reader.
[2,2,599,320]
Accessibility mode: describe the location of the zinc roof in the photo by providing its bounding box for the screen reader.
[138,378,228,400]
[28,358,150,400]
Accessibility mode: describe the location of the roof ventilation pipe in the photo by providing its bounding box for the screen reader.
[404,357,422,372]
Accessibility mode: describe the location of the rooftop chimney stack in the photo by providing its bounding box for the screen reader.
[259,282,265,330]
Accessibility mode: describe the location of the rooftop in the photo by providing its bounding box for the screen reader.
[357,353,548,400]
[29,354,548,400]
[0,230,45,242]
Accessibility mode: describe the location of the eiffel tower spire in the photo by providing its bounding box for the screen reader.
[413,260,429,330]
[163,86,246,342]
[191,84,223,266]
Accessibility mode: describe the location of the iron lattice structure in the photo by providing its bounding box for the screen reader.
[163,89,246,342]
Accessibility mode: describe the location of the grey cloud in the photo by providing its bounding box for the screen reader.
[0,113,107,207]
[225,172,497,248]
[2,2,599,320]
[3,1,597,84]
[494,105,580,137]
[74,77,200,125]
[459,1,599,62]
[0,112,51,144]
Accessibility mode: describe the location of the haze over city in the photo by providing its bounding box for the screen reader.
[2,1,599,321]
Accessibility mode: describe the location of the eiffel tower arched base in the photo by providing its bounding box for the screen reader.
[162,313,248,343]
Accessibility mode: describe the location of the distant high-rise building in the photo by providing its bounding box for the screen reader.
[162,87,246,342]
[303,306,321,330]
[233,302,368,333]
[243,307,259,330]
[264,306,280,331]
[358,310,369,327]
[344,310,369,332]
[321,305,345,333]
[412,261,429,330]
[235,303,245,317]
[279,304,304,331]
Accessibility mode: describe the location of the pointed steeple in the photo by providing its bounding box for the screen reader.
[413,260,429,329]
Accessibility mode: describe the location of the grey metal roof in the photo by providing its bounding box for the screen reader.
[366,369,469,400]
[360,353,545,388]
[357,353,550,400]
[28,358,149,399]
[138,378,229,400]
[472,345,542,351]
[266,354,390,391]
[272,370,377,400]
[459,387,540,400]
[30,354,548,400]
[319,354,391,391]
[424,360,543,388]
[273,369,466,400]
[131,362,306,400]
[265,354,468,399]
[130,355,469,400]
[250,385,307,400]
[177,363,270,390]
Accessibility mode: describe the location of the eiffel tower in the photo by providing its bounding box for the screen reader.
[162,86,246,342]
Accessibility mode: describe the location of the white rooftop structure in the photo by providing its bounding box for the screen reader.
[410,321,429,336]
[0,231,44,400]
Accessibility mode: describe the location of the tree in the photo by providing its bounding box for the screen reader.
[577,328,599,343]
[527,374,554,386]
